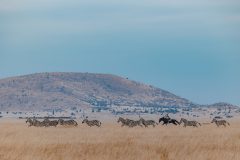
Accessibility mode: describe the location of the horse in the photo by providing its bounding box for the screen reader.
[159,117,180,125]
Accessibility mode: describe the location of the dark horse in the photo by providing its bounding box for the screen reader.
[159,117,180,125]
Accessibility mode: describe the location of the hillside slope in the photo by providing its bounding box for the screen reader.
[0,72,196,110]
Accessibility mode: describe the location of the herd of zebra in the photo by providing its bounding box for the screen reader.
[25,115,230,128]
[117,115,230,128]
[25,117,101,127]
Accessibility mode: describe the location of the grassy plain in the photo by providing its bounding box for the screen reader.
[0,119,239,160]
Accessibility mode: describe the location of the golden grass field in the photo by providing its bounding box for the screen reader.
[0,119,240,160]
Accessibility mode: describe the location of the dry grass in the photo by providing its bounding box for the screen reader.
[0,119,240,160]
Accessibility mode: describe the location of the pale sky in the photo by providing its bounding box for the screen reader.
[1,0,240,105]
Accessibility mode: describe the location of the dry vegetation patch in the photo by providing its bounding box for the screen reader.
[0,120,240,160]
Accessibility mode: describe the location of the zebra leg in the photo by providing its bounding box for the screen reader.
[97,122,101,127]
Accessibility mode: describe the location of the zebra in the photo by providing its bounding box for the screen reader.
[43,118,58,127]
[117,117,143,128]
[25,118,42,127]
[32,118,45,127]
[127,119,143,128]
[26,118,57,127]
[82,118,101,127]
[42,118,50,127]
[139,118,157,127]
[211,118,230,127]
[26,118,35,127]
[58,119,78,127]
[117,117,131,127]
[179,118,201,127]
[26,118,45,127]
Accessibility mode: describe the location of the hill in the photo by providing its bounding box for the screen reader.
[0,72,238,111]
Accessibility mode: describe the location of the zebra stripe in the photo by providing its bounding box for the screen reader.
[140,118,157,127]
[82,119,101,127]
[180,118,201,127]
[211,119,230,127]
[58,119,78,126]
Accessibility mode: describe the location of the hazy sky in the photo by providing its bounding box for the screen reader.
[1,0,240,105]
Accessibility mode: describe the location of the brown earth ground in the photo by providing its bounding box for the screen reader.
[0,119,240,160]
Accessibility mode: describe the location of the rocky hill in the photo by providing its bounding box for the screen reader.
[0,72,237,111]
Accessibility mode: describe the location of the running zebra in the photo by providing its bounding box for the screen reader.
[82,118,101,127]
[43,118,58,127]
[26,118,35,127]
[33,119,46,127]
[140,118,157,127]
[26,118,46,127]
[58,119,78,127]
[180,118,201,127]
[211,118,230,127]
[27,118,45,127]
[117,117,143,128]
[117,117,131,127]
[127,119,143,128]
